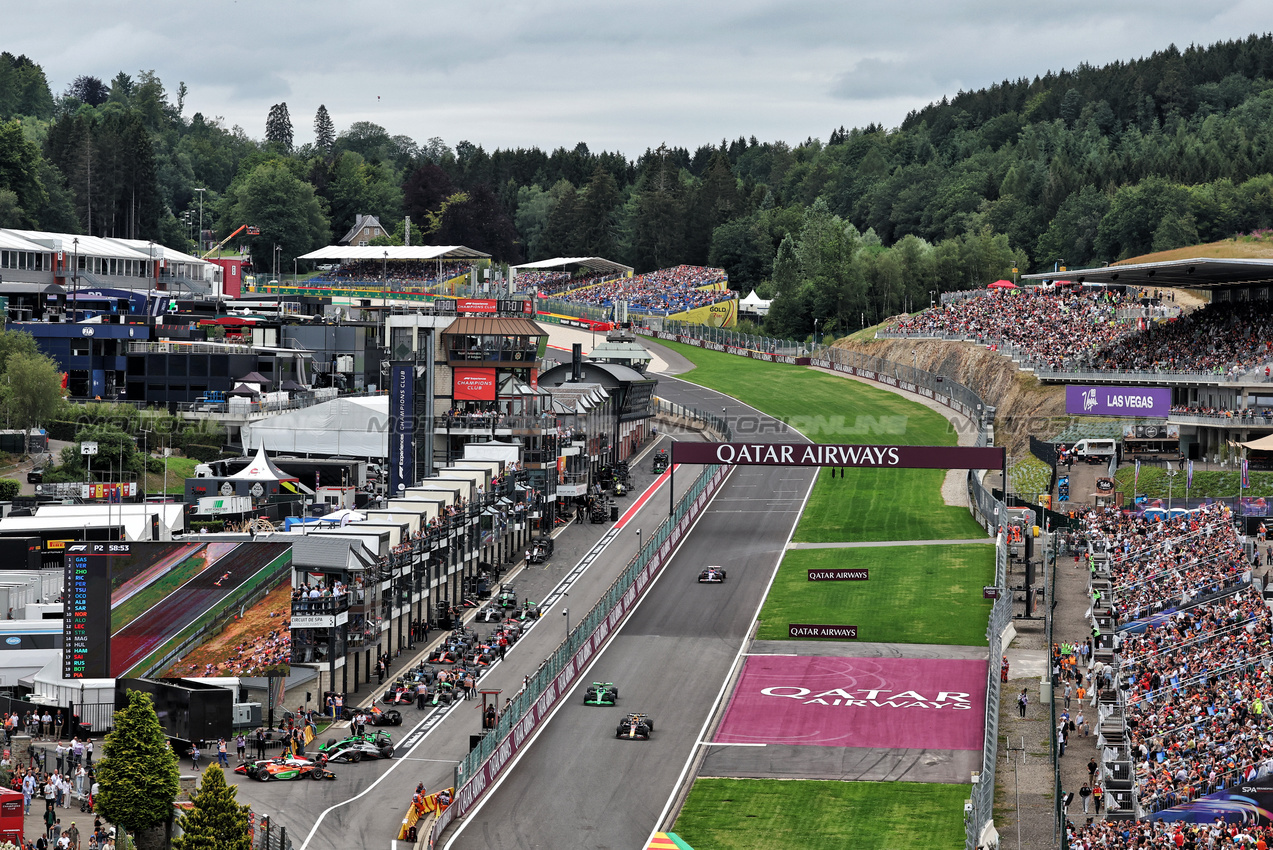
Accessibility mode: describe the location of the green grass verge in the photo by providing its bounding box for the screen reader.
[796,467,985,542]
[146,455,202,494]
[672,778,968,850]
[658,339,985,542]
[756,544,995,645]
[1112,464,1273,501]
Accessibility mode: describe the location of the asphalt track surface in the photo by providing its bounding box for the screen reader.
[447,371,817,850]
[111,542,286,676]
[224,433,708,850]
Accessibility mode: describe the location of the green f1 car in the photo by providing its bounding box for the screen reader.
[583,681,619,705]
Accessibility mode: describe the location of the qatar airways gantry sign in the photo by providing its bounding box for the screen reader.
[672,442,1005,469]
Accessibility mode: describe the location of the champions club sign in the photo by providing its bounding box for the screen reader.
[672,442,1005,470]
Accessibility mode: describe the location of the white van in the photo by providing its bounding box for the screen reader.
[1072,439,1118,462]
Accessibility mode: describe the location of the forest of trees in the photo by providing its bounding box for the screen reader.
[3,34,1273,338]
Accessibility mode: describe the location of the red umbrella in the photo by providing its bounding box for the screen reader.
[988,280,1017,289]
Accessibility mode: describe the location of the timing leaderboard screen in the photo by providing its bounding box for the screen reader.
[62,541,293,680]
[63,544,113,679]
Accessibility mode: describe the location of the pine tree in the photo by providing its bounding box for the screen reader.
[95,690,180,850]
[265,102,293,152]
[313,104,335,153]
[172,766,251,850]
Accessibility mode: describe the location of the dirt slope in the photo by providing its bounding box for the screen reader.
[832,337,1067,458]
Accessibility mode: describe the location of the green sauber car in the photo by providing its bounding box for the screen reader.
[583,681,619,706]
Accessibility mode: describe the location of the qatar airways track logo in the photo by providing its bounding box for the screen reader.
[760,686,973,709]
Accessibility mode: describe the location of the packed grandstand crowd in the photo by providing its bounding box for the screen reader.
[1066,502,1273,847]
[303,262,731,315]
[888,287,1273,376]
[550,265,729,313]
[312,260,469,287]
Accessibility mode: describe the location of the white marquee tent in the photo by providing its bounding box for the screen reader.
[740,289,772,317]
[241,396,389,458]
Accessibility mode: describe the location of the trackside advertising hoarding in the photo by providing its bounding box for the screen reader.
[672,442,1005,469]
[1065,385,1170,417]
[651,330,805,364]
[432,464,730,842]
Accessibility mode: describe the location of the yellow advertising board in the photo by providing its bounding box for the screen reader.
[670,296,738,328]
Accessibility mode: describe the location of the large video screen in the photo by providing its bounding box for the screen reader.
[63,541,292,679]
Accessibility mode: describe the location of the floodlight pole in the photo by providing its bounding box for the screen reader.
[195,188,206,254]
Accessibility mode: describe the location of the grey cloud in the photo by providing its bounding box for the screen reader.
[4,1,1269,158]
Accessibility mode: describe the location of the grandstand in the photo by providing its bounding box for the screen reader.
[1065,502,1272,847]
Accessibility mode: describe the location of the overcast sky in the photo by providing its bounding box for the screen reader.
[9,2,1267,160]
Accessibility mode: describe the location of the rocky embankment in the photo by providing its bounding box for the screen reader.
[832,336,1068,459]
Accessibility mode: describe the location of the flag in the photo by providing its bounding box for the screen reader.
[1187,460,1194,490]
[1134,458,1140,489]
[1243,458,1250,490]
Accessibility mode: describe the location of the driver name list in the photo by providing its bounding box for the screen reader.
[62,550,111,679]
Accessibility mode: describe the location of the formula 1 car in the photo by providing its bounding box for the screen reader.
[318,730,395,763]
[475,604,504,623]
[511,602,541,622]
[366,706,403,726]
[242,755,337,781]
[652,450,668,473]
[615,712,654,740]
[431,680,458,706]
[496,585,519,610]
[525,538,554,564]
[214,571,232,586]
[583,682,619,705]
[698,566,727,583]
[382,681,417,705]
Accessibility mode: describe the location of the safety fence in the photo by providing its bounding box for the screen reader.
[653,397,729,440]
[648,329,812,365]
[973,536,1014,850]
[656,319,805,355]
[249,813,294,850]
[644,323,1011,850]
[431,461,731,846]
[1050,533,1064,848]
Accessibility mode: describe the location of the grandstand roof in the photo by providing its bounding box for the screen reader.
[298,245,490,261]
[441,316,547,337]
[511,257,634,276]
[1022,257,1273,289]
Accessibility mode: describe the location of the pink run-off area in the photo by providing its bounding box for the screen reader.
[715,655,987,751]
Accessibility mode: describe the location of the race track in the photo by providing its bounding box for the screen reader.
[111,543,286,676]
[446,371,816,850]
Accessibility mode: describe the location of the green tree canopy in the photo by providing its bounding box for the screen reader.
[221,160,330,265]
[172,766,251,850]
[95,689,180,849]
[1,347,62,432]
